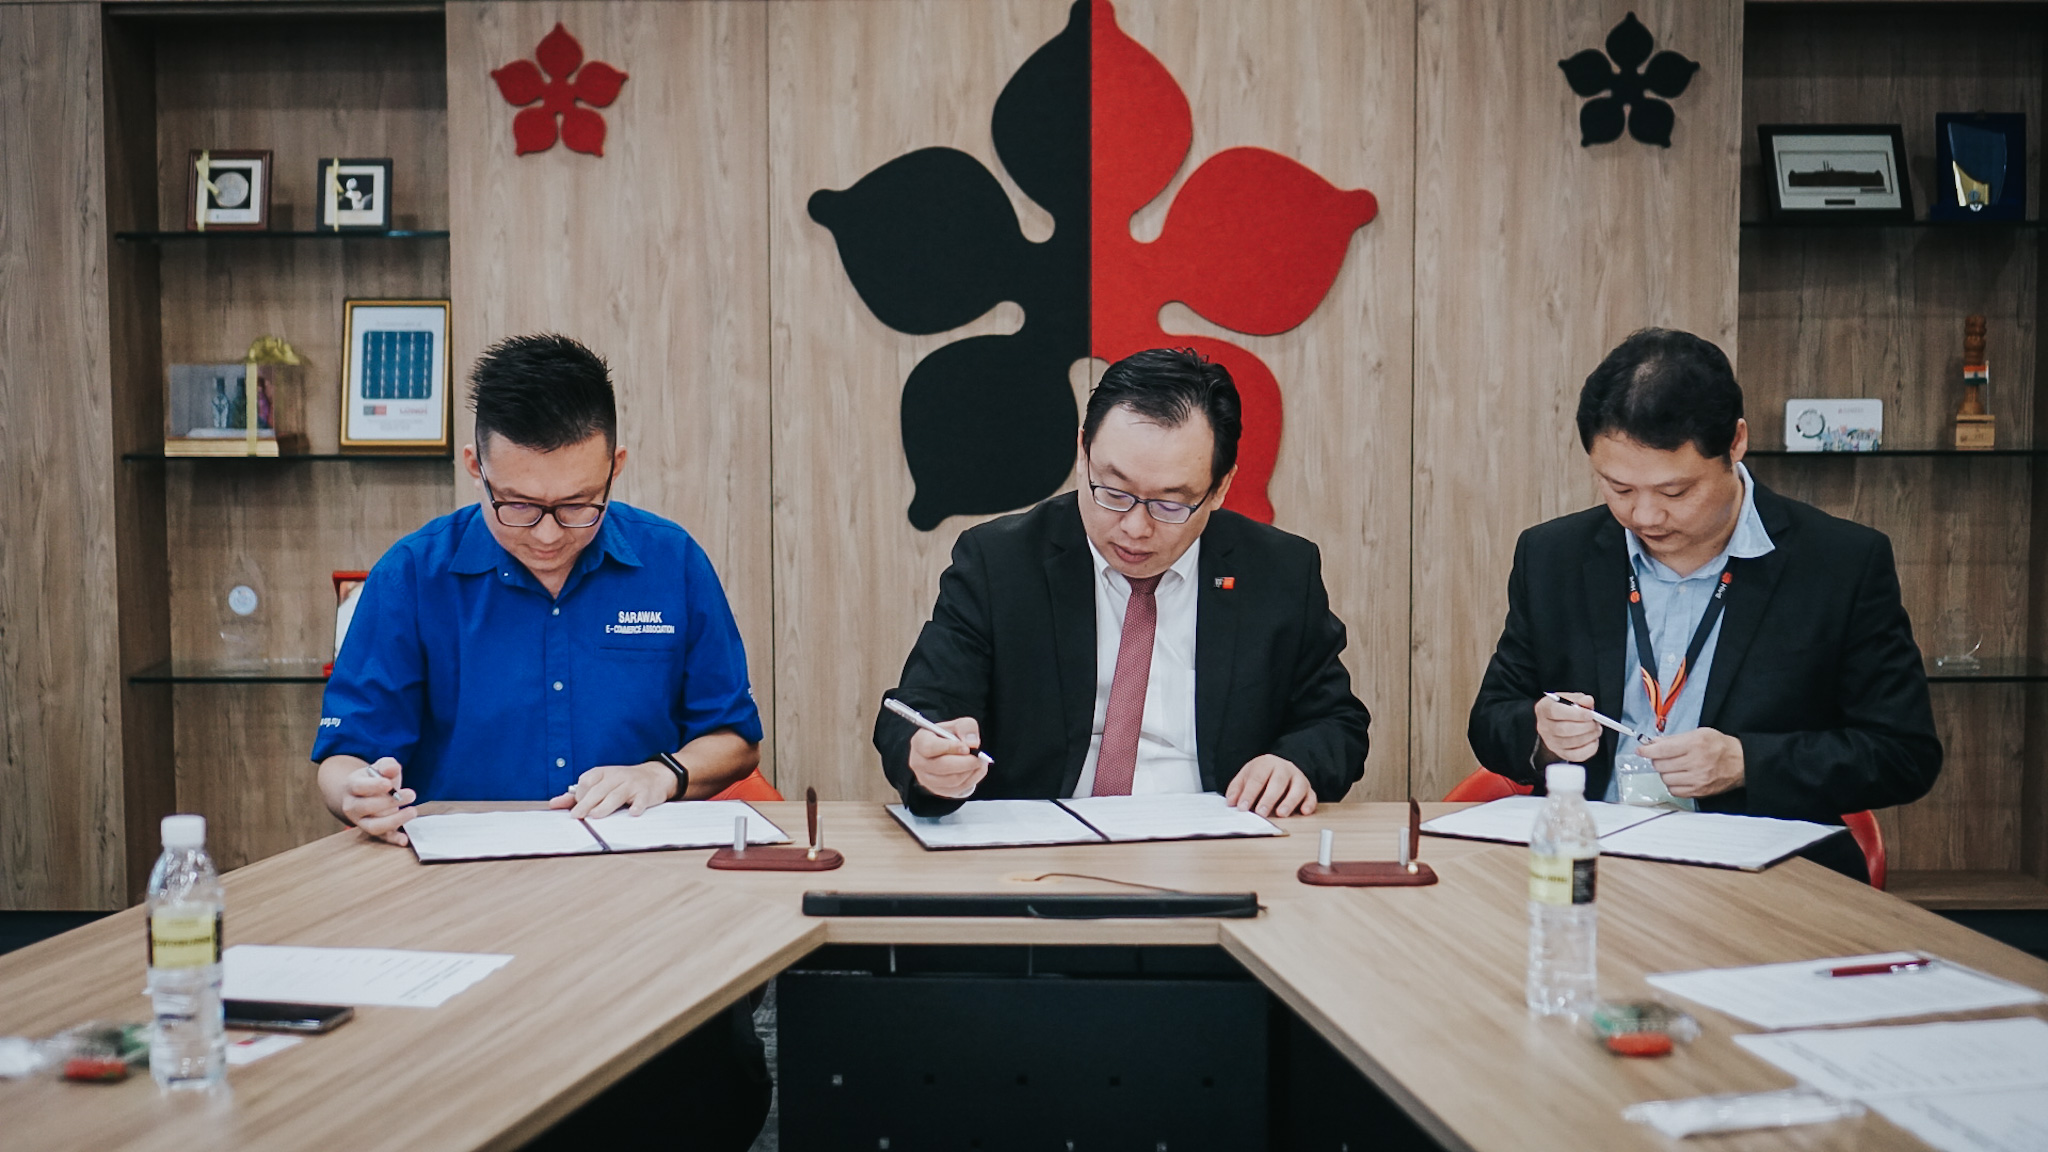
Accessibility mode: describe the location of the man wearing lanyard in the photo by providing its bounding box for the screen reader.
[1467,328,1941,879]
[311,334,771,1150]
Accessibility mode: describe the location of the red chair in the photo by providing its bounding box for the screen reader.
[708,769,784,803]
[1443,768,1534,803]
[1444,770,1889,891]
[1842,810,1886,891]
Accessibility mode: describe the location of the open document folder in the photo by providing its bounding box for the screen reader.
[404,801,789,863]
[1419,794,1842,871]
[886,792,1284,850]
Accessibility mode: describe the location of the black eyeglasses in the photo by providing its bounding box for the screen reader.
[479,466,611,529]
[1085,459,1211,525]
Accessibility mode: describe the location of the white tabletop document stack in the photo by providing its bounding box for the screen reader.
[886,792,1283,850]
[1420,795,1841,871]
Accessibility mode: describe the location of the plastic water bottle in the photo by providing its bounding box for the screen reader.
[1527,762,1599,1017]
[148,814,225,1090]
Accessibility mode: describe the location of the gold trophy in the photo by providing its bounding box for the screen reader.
[1956,314,1996,450]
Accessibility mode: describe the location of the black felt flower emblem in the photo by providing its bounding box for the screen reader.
[1559,12,1699,147]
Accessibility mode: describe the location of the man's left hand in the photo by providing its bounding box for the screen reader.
[1225,754,1318,817]
[550,761,678,819]
[1639,728,1745,798]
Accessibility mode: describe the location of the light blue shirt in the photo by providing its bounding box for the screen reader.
[1609,463,1776,804]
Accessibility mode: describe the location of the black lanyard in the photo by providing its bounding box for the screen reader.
[1627,559,1740,733]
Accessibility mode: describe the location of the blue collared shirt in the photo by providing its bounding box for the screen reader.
[310,502,762,801]
[1609,463,1776,804]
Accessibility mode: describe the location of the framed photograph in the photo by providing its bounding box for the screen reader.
[1932,113,2026,222]
[186,149,271,231]
[1757,125,1914,223]
[317,157,393,232]
[340,299,452,453]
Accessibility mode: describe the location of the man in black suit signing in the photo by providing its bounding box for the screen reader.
[877,348,1370,818]
[1469,328,1941,879]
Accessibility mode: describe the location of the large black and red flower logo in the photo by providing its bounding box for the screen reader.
[810,0,1377,529]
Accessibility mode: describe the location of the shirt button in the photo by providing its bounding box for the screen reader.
[552,607,560,616]
[553,681,564,691]
[556,758,566,768]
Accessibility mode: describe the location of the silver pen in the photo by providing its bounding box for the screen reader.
[884,697,995,765]
[1543,692,1656,744]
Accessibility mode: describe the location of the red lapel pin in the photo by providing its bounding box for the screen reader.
[1214,576,1235,590]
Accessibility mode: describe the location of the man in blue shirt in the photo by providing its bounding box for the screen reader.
[1468,329,1940,880]
[311,333,769,1150]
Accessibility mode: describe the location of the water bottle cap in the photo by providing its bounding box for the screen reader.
[161,814,206,849]
[1545,762,1586,796]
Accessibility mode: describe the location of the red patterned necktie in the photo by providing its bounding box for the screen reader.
[1092,573,1162,796]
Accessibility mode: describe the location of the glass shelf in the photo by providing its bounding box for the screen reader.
[114,229,450,241]
[123,451,451,462]
[1747,447,2043,458]
[130,660,330,685]
[1741,218,2042,231]
[1926,658,2048,683]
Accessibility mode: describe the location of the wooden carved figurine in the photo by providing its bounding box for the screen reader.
[1956,315,1995,450]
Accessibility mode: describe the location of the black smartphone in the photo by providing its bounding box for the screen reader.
[223,1000,354,1034]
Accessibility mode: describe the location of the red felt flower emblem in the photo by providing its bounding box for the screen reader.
[491,23,628,157]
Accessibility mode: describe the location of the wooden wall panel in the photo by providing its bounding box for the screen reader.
[769,0,1414,802]
[1409,0,1744,802]
[1740,6,2045,875]
[446,0,776,770]
[0,3,127,910]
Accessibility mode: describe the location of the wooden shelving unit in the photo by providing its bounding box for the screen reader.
[1740,2,2048,909]
[103,7,456,876]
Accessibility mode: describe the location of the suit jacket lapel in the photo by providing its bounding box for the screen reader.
[1047,501,1099,798]
[1195,522,1239,790]
[1582,516,1632,719]
[1701,485,1792,727]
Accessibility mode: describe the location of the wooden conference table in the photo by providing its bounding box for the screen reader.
[2,801,2044,1152]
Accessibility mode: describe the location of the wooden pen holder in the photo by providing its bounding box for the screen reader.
[1297,861,1438,887]
[708,846,844,872]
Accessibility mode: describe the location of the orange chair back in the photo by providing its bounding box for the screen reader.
[708,769,784,803]
[1841,810,1885,890]
[1442,768,1534,803]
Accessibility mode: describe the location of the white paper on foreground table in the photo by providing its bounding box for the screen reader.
[1647,952,2046,1029]
[1595,810,1839,870]
[223,945,512,1008]
[586,800,787,851]
[1733,1017,2048,1099]
[1868,1087,2048,1152]
[405,810,603,862]
[887,800,1101,849]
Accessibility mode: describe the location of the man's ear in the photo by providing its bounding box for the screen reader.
[1208,465,1239,509]
[461,443,482,480]
[612,444,629,480]
[1727,417,1749,465]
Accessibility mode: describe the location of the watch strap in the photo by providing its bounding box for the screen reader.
[654,751,690,799]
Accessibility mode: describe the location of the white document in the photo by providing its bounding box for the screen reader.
[1597,810,1840,871]
[887,800,1102,849]
[1869,1088,2048,1152]
[404,810,604,862]
[223,945,512,1008]
[1060,792,1283,843]
[1648,952,2046,1029]
[1419,795,1665,844]
[1735,1018,2048,1100]
[585,801,788,852]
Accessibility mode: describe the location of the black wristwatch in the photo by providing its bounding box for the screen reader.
[653,751,691,799]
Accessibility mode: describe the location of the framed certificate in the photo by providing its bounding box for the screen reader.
[340,299,452,453]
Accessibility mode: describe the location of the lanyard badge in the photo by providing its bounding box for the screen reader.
[1627,561,1739,733]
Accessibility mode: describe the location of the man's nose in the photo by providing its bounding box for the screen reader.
[1120,503,1154,537]
[531,513,568,544]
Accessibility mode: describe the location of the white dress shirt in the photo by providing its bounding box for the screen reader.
[1072,538,1203,796]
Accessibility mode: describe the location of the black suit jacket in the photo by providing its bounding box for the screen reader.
[877,493,1371,816]
[1468,482,1942,878]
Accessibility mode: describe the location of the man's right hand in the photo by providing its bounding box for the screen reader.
[341,757,417,846]
[1533,692,1601,763]
[907,717,988,799]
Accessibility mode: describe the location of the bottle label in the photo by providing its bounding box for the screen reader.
[1529,854,1597,906]
[148,910,221,969]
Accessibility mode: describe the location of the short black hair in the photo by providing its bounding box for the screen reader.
[1081,348,1242,490]
[1576,328,1743,458]
[469,334,617,456]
